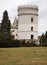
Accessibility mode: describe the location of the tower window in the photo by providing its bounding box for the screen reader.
[17,21,18,23]
[31,27,33,31]
[16,34,17,36]
[31,35,34,39]
[16,24,18,26]
[31,18,33,22]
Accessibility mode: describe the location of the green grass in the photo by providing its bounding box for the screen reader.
[0,47,47,65]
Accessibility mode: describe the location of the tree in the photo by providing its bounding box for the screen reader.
[45,31,47,43]
[1,10,11,40]
[41,33,45,43]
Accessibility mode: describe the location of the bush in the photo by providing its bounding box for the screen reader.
[0,39,21,48]
[21,40,25,46]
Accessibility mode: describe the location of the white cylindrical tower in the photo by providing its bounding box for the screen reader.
[18,5,38,42]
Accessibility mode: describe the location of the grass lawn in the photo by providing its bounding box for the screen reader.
[0,47,47,65]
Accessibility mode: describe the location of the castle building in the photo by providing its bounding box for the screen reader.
[12,5,38,44]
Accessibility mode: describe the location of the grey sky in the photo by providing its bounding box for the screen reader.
[0,0,47,35]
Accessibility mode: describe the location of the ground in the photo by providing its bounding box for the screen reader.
[0,47,47,65]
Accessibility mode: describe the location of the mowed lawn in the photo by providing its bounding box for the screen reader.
[0,47,47,65]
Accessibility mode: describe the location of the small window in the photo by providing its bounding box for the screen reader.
[31,35,34,39]
[12,30,15,32]
[31,27,33,31]
[12,35,15,39]
[16,34,17,36]
[31,18,33,22]
[16,24,18,26]
[16,21,18,24]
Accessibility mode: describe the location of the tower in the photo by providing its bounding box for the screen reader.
[18,5,38,43]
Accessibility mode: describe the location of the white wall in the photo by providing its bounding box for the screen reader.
[18,32,38,39]
[18,15,38,31]
[18,11,38,40]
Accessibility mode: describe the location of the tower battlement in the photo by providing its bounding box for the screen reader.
[18,5,38,10]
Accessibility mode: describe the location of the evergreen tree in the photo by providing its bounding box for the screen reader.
[1,10,11,40]
[45,31,47,43]
[41,33,45,43]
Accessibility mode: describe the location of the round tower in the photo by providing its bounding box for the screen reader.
[18,5,38,44]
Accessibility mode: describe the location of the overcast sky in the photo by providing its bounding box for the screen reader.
[0,0,47,35]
